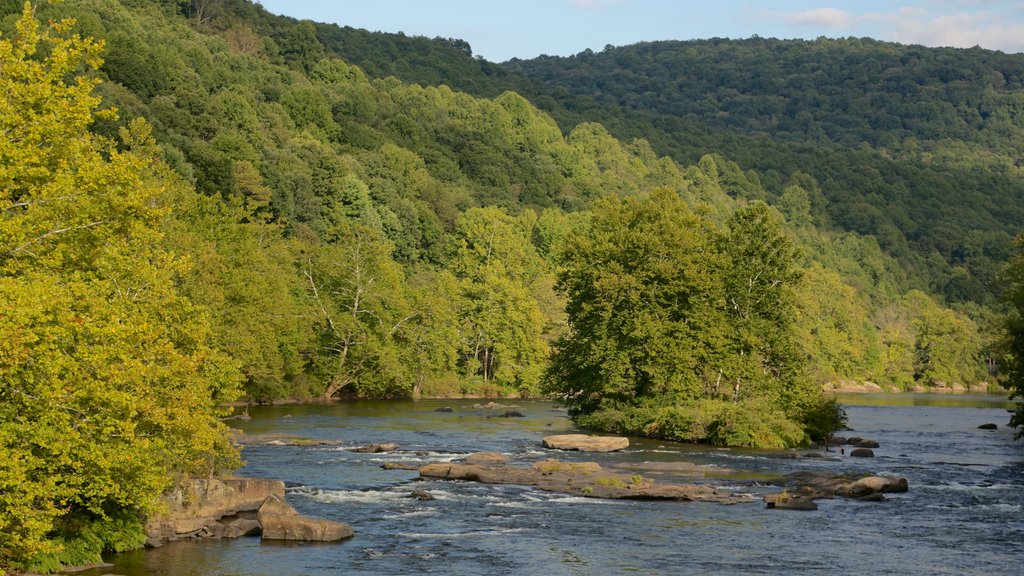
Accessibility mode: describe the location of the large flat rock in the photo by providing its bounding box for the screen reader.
[543,434,629,452]
[419,454,749,504]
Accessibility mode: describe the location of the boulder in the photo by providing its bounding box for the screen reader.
[500,411,525,418]
[408,489,434,501]
[145,477,285,546]
[849,448,874,458]
[978,423,998,430]
[846,436,863,445]
[473,402,510,410]
[257,495,354,542]
[146,476,353,547]
[227,430,341,446]
[418,458,749,504]
[221,517,262,538]
[854,439,880,448]
[465,451,508,465]
[845,476,908,498]
[350,443,398,453]
[543,434,629,452]
[380,462,422,470]
[764,493,818,510]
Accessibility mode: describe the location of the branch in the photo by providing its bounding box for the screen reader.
[303,262,335,332]
[6,220,107,256]
[2,195,78,212]
[389,312,420,337]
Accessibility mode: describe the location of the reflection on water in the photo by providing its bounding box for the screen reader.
[831,392,1017,409]
[86,396,1024,576]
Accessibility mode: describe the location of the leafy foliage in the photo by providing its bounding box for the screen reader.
[544,190,824,447]
[1000,236,1024,436]
[0,6,240,570]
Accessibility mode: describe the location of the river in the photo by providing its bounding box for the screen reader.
[88,394,1024,575]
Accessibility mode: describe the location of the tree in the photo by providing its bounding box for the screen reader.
[1000,235,1024,436]
[544,192,821,447]
[544,189,723,411]
[303,223,414,399]
[0,8,240,571]
[449,207,548,393]
[718,202,810,409]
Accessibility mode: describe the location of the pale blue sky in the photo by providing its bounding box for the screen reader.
[257,1,1024,62]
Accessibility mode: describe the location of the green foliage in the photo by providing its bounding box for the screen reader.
[1000,236,1024,436]
[25,512,145,573]
[503,39,1024,304]
[0,7,240,570]
[578,398,808,449]
[799,398,849,442]
[450,207,548,394]
[303,222,414,399]
[546,190,821,447]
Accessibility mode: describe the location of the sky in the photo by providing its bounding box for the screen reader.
[256,1,1024,62]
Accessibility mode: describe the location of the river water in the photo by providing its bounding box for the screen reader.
[89,394,1024,576]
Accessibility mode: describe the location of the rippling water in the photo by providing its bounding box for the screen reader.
[89,395,1024,576]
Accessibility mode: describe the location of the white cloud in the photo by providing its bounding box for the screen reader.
[788,8,856,29]
[877,9,1024,52]
[785,4,1024,53]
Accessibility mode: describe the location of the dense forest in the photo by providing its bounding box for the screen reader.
[0,0,1022,571]
[277,16,1024,307]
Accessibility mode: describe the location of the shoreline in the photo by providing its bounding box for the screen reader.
[823,381,998,394]
[226,385,1007,409]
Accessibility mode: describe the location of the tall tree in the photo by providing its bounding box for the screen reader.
[0,7,240,570]
[450,207,548,393]
[544,189,722,411]
[303,222,415,399]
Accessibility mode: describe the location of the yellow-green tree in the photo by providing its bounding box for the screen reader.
[450,207,548,393]
[0,6,240,571]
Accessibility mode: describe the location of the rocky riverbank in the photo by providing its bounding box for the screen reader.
[145,477,353,547]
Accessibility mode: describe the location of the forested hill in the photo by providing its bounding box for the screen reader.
[0,0,1002,399]
[243,6,1024,306]
[506,39,1024,305]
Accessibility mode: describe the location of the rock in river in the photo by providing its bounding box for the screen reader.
[764,493,818,511]
[145,476,353,547]
[542,434,629,452]
[978,423,998,430]
[258,495,354,542]
[418,454,748,504]
[350,443,399,453]
[850,448,875,457]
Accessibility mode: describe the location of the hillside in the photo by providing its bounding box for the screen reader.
[0,0,994,399]
[503,39,1024,304]
[238,9,1022,306]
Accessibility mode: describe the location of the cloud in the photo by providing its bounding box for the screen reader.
[885,12,1024,52]
[788,8,855,29]
[784,4,1024,53]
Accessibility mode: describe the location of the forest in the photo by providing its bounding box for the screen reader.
[0,0,1022,572]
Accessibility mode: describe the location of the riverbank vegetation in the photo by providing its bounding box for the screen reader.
[0,0,1021,570]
